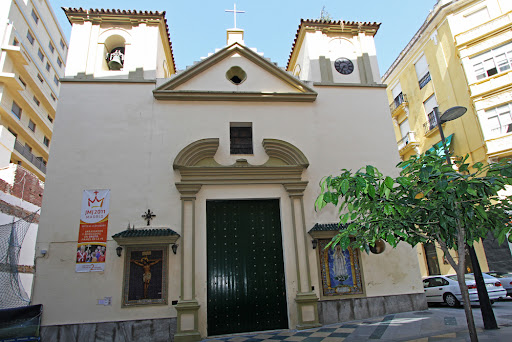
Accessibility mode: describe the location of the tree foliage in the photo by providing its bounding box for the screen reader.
[316,153,512,253]
[315,152,512,342]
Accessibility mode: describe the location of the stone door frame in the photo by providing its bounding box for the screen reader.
[172,138,320,342]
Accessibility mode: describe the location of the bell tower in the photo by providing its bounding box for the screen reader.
[287,20,381,85]
[63,8,175,80]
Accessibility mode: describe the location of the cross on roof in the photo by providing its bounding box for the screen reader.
[142,209,156,226]
[225,3,245,28]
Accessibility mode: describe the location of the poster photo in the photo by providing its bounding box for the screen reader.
[76,189,110,272]
[318,239,364,296]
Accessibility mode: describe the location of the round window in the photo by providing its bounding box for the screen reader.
[226,66,247,85]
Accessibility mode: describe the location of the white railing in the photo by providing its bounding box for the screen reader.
[397,132,417,151]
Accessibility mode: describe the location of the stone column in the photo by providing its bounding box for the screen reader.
[174,183,202,342]
[283,182,320,330]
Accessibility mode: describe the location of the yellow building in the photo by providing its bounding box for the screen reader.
[382,0,512,276]
[0,0,67,180]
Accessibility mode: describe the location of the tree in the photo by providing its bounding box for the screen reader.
[315,153,512,342]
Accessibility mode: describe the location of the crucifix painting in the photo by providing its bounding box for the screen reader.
[123,248,167,306]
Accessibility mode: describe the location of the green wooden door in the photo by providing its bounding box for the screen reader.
[206,199,288,336]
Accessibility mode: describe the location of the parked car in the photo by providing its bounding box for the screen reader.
[486,271,512,296]
[422,273,507,307]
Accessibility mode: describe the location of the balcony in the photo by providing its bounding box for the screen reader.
[389,93,408,118]
[397,132,419,156]
[455,11,512,47]
[13,140,46,174]
[423,111,439,136]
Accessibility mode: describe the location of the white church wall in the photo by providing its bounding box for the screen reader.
[34,74,423,326]
[173,55,299,93]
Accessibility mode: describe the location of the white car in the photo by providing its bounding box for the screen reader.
[486,271,512,296]
[422,274,507,307]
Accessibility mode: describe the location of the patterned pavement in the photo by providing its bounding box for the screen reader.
[202,307,512,342]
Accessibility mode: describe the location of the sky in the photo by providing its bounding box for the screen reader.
[49,0,438,75]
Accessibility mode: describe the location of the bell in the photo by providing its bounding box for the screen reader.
[106,47,125,70]
[108,55,123,70]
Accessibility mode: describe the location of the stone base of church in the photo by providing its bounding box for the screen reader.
[40,317,177,342]
[318,293,428,325]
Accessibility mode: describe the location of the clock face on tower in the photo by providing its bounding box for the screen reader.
[334,58,354,75]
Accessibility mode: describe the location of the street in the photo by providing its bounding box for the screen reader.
[204,299,512,341]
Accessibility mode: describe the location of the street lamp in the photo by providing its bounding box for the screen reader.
[433,106,498,330]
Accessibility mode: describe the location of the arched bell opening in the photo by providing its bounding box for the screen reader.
[103,35,126,71]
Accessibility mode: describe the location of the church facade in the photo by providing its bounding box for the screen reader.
[32,8,427,341]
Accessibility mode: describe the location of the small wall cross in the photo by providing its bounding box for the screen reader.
[142,209,155,226]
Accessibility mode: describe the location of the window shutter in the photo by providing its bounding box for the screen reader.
[415,55,429,80]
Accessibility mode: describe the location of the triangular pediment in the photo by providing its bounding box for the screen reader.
[153,43,317,102]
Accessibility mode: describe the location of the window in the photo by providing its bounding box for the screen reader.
[57,58,63,68]
[27,31,35,45]
[397,119,411,150]
[47,115,53,123]
[423,94,438,132]
[49,42,55,53]
[38,49,44,62]
[60,39,65,49]
[43,136,50,147]
[46,62,50,72]
[35,156,47,166]
[472,42,512,81]
[399,119,410,139]
[423,243,441,276]
[50,93,56,101]
[415,55,431,89]
[11,102,22,119]
[54,76,59,86]
[25,144,32,153]
[18,76,26,88]
[33,96,40,106]
[486,103,512,137]
[391,82,405,109]
[28,120,36,132]
[13,38,19,46]
[31,9,39,24]
[230,124,253,154]
[37,74,43,83]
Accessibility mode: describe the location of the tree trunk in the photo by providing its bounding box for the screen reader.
[457,229,479,342]
[437,234,478,342]
[456,267,479,342]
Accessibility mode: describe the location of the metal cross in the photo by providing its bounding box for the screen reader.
[225,3,245,28]
[142,209,155,226]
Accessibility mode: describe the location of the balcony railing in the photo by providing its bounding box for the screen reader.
[389,93,408,114]
[419,72,431,89]
[423,111,438,134]
[13,140,46,174]
[397,131,418,151]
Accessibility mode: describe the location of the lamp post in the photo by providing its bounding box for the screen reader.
[433,106,498,330]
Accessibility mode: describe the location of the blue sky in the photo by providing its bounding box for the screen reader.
[49,1,437,75]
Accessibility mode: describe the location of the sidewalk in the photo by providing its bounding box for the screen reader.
[203,302,512,341]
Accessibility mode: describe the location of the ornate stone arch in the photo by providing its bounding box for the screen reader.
[172,138,319,341]
[173,138,309,191]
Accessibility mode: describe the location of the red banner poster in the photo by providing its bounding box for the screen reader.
[76,189,110,272]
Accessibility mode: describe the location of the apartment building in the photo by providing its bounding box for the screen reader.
[0,0,67,180]
[382,0,512,275]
